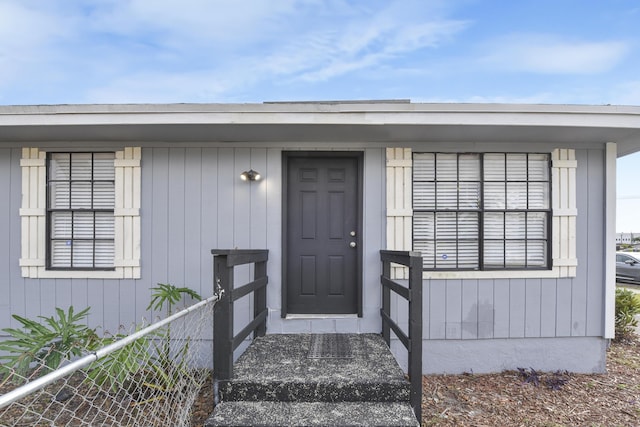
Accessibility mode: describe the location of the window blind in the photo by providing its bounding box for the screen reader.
[48,153,115,269]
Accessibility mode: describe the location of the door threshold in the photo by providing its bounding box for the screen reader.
[286,314,358,320]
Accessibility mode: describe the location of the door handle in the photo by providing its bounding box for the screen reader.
[349,242,357,248]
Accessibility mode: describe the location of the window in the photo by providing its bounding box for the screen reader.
[20,147,141,279]
[47,152,115,269]
[413,153,551,270]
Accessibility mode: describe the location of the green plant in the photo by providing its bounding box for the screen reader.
[147,283,202,316]
[0,307,98,379]
[615,288,640,341]
[141,284,203,399]
[87,329,153,392]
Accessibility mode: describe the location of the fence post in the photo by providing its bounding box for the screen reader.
[254,258,267,338]
[213,254,234,381]
[408,253,423,422]
[381,257,391,346]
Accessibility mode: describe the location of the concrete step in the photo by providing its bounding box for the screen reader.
[217,334,410,403]
[207,334,419,426]
[205,401,420,427]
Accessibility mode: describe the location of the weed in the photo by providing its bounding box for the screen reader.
[518,368,570,391]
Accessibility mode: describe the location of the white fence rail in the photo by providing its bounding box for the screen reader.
[0,295,219,426]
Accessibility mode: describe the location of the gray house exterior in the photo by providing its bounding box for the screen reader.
[1,101,640,374]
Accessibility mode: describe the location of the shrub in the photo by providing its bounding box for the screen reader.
[0,307,98,380]
[615,288,640,341]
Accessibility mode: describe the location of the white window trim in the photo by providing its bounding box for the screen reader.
[387,147,577,279]
[19,147,141,279]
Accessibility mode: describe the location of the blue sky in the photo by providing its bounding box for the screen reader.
[1,0,639,230]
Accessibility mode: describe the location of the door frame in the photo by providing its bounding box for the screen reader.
[281,151,364,318]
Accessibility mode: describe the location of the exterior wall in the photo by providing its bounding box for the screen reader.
[0,144,386,345]
[0,143,608,374]
[386,146,607,374]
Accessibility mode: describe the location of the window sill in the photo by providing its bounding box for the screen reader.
[20,265,138,279]
[422,267,571,280]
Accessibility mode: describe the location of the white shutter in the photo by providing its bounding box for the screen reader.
[552,149,578,276]
[114,147,141,278]
[19,148,46,276]
[386,148,412,279]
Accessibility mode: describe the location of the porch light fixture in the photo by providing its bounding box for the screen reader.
[240,169,261,181]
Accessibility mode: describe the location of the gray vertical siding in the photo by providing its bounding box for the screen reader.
[0,145,607,345]
[8,148,24,328]
[420,148,606,340]
[0,145,387,339]
[0,149,11,330]
[583,149,606,336]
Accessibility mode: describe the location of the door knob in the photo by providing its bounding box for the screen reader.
[350,242,357,248]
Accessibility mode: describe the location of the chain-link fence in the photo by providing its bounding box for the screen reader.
[0,295,218,427]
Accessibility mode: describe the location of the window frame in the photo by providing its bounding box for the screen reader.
[45,152,116,271]
[412,152,552,271]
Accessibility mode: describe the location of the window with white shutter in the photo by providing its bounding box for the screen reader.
[413,152,551,270]
[20,147,141,279]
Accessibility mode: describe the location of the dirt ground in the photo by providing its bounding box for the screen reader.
[3,336,636,426]
[420,335,640,427]
[190,335,640,427]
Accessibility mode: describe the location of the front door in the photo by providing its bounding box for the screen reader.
[284,152,362,315]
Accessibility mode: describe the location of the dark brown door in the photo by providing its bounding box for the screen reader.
[284,153,361,314]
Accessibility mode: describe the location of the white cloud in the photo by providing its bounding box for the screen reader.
[481,34,630,74]
[0,2,73,84]
[87,0,302,48]
[0,0,471,103]
[62,0,469,102]
[259,3,469,84]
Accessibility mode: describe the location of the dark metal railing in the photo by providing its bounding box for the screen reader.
[380,250,423,422]
[212,249,269,402]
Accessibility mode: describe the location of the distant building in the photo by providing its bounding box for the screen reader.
[616,232,637,244]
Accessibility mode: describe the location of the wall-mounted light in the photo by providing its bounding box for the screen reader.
[240,169,261,181]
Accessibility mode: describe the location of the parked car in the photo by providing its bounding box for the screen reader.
[616,252,640,283]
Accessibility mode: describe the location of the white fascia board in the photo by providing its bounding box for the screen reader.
[1,103,640,128]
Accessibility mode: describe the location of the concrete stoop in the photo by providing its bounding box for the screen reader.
[205,334,420,427]
[209,402,418,426]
